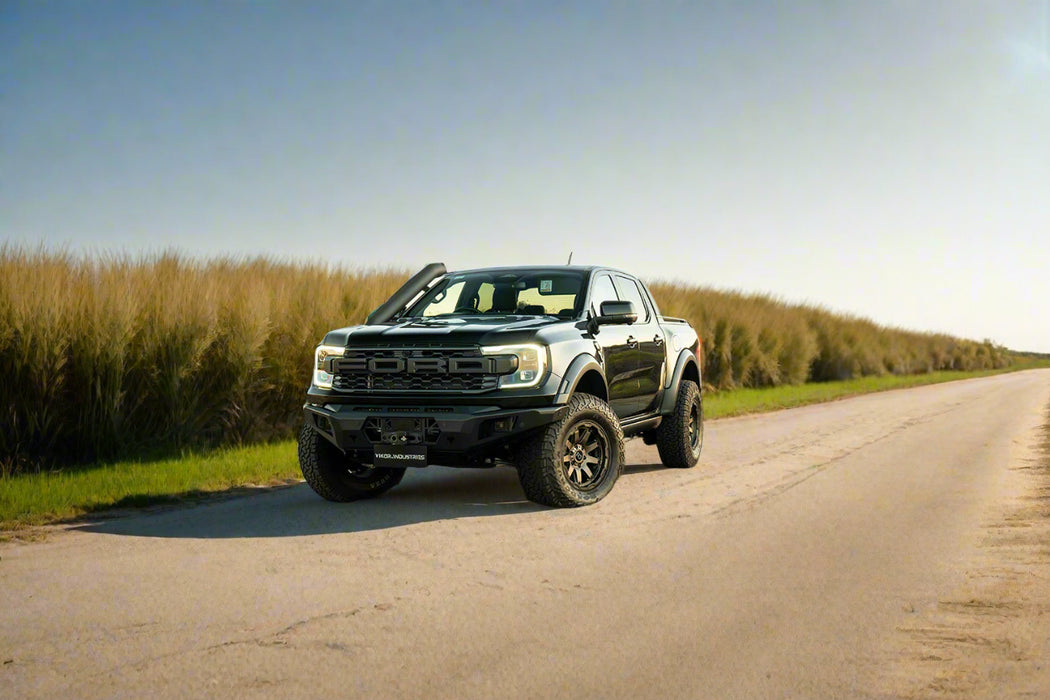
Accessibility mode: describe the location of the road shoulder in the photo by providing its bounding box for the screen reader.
[874,401,1050,698]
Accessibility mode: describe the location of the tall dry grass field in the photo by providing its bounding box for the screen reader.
[649,282,1009,389]
[0,247,404,473]
[0,248,1009,474]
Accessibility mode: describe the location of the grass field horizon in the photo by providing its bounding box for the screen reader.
[1,246,1023,474]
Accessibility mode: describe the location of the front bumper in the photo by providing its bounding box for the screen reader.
[303,402,566,467]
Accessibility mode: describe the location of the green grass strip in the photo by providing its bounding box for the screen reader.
[1,442,300,531]
[3,365,1048,530]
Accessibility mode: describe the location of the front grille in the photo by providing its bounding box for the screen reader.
[330,347,502,394]
[333,374,497,392]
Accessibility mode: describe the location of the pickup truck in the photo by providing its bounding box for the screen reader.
[300,263,703,507]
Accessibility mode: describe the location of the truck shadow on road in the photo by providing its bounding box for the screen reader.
[75,463,670,540]
[75,466,545,539]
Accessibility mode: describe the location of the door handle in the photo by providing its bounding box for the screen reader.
[626,336,638,348]
[653,334,664,346]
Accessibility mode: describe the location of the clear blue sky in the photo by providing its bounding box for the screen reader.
[2,1,1048,351]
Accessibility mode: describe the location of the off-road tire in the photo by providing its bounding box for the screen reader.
[656,379,703,468]
[516,393,625,507]
[298,424,406,502]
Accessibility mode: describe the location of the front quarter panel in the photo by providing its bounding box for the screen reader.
[553,352,606,404]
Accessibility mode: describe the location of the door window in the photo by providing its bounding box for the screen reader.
[589,274,619,316]
[613,276,651,323]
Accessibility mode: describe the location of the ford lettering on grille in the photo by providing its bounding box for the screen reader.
[326,347,514,393]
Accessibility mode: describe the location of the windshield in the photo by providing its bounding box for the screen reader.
[404,270,586,319]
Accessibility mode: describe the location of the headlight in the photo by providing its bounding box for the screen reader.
[482,344,548,389]
[313,344,345,389]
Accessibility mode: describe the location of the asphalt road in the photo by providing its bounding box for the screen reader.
[3,370,1049,699]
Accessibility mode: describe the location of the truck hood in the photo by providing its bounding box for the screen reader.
[323,315,564,347]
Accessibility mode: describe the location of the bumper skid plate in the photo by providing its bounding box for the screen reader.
[305,402,564,464]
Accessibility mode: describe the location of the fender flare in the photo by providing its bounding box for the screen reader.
[659,349,701,415]
[554,353,608,404]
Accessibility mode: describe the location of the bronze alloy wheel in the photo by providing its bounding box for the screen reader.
[516,393,625,507]
[561,420,610,491]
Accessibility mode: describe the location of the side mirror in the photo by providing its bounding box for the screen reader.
[596,300,638,326]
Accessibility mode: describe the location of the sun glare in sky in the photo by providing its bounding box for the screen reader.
[1007,0,1050,76]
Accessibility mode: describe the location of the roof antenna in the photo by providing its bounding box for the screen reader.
[566,251,573,265]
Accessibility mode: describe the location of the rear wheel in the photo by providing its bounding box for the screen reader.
[516,394,625,507]
[298,424,405,502]
[656,380,703,468]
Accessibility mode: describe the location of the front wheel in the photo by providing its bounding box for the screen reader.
[298,424,406,502]
[515,394,625,507]
[656,380,703,468]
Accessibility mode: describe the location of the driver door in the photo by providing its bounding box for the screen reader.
[589,274,636,419]
[613,274,665,415]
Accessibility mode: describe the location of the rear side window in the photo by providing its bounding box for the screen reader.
[589,274,618,316]
[613,276,651,322]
